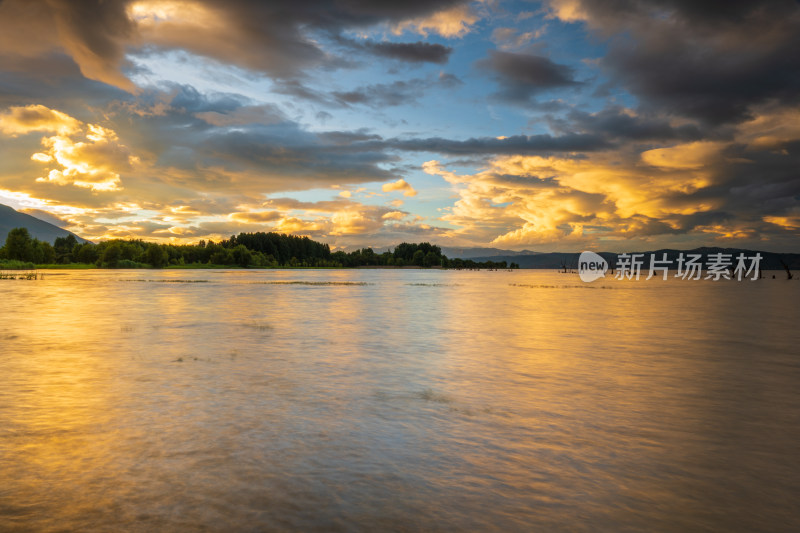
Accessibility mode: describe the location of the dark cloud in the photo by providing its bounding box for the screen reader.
[333,79,430,107]
[19,209,71,227]
[336,36,453,64]
[581,0,777,28]
[104,82,608,187]
[0,53,130,112]
[318,130,383,145]
[563,0,800,124]
[366,41,452,64]
[199,128,397,186]
[385,133,609,155]
[548,107,705,142]
[477,50,580,104]
[0,0,136,90]
[271,80,332,105]
[332,74,461,108]
[640,140,800,245]
[0,0,470,89]
[315,111,333,124]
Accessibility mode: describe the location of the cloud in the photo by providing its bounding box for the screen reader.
[333,75,460,108]
[0,105,82,136]
[641,141,726,170]
[334,80,426,108]
[218,197,425,245]
[19,208,72,227]
[382,210,408,220]
[365,41,452,63]
[195,104,286,127]
[477,50,580,104]
[0,0,135,91]
[421,104,800,251]
[2,1,798,253]
[0,0,474,92]
[382,178,417,197]
[337,37,453,64]
[63,86,403,194]
[490,27,545,50]
[548,107,704,142]
[392,3,480,38]
[229,210,283,223]
[386,132,609,155]
[545,0,800,125]
[0,106,137,192]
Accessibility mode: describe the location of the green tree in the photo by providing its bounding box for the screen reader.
[412,249,425,266]
[101,243,122,267]
[232,244,252,267]
[54,234,78,263]
[145,243,168,267]
[210,249,234,265]
[423,251,438,267]
[3,227,35,261]
[75,243,99,264]
[33,240,56,264]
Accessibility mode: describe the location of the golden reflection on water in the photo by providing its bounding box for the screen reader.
[1,269,799,531]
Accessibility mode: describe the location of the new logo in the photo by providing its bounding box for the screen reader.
[578,251,608,282]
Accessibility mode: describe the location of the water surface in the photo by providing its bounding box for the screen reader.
[1,269,799,532]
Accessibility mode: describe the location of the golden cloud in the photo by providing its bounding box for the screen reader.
[545,0,588,23]
[641,141,725,170]
[392,4,480,38]
[0,105,81,137]
[381,211,407,221]
[422,142,735,248]
[230,210,283,223]
[31,120,137,192]
[382,178,417,197]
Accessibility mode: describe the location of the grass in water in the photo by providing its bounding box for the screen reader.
[119,279,210,283]
[251,281,371,286]
[416,389,452,403]
[509,283,615,289]
[36,263,96,269]
[406,283,462,286]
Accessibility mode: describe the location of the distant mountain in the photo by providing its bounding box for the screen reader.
[345,245,539,258]
[472,247,800,270]
[440,247,541,259]
[0,204,88,245]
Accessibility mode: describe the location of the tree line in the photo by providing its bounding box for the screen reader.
[0,227,520,269]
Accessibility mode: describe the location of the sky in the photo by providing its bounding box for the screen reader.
[0,0,799,252]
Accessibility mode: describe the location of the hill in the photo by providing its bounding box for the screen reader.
[0,204,88,245]
[440,247,540,259]
[471,248,800,270]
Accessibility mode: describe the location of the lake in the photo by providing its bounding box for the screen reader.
[1,269,799,532]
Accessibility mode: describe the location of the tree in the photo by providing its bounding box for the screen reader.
[54,234,78,263]
[33,240,56,264]
[145,243,168,268]
[210,248,234,265]
[232,244,252,267]
[412,249,425,266]
[101,243,122,267]
[75,243,99,264]
[3,227,34,261]
[423,251,438,267]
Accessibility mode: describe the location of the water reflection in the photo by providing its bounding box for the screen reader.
[1,269,799,531]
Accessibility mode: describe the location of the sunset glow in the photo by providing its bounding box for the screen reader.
[1,0,799,250]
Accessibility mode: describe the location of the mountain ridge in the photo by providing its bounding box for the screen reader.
[470,248,800,270]
[0,204,88,245]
